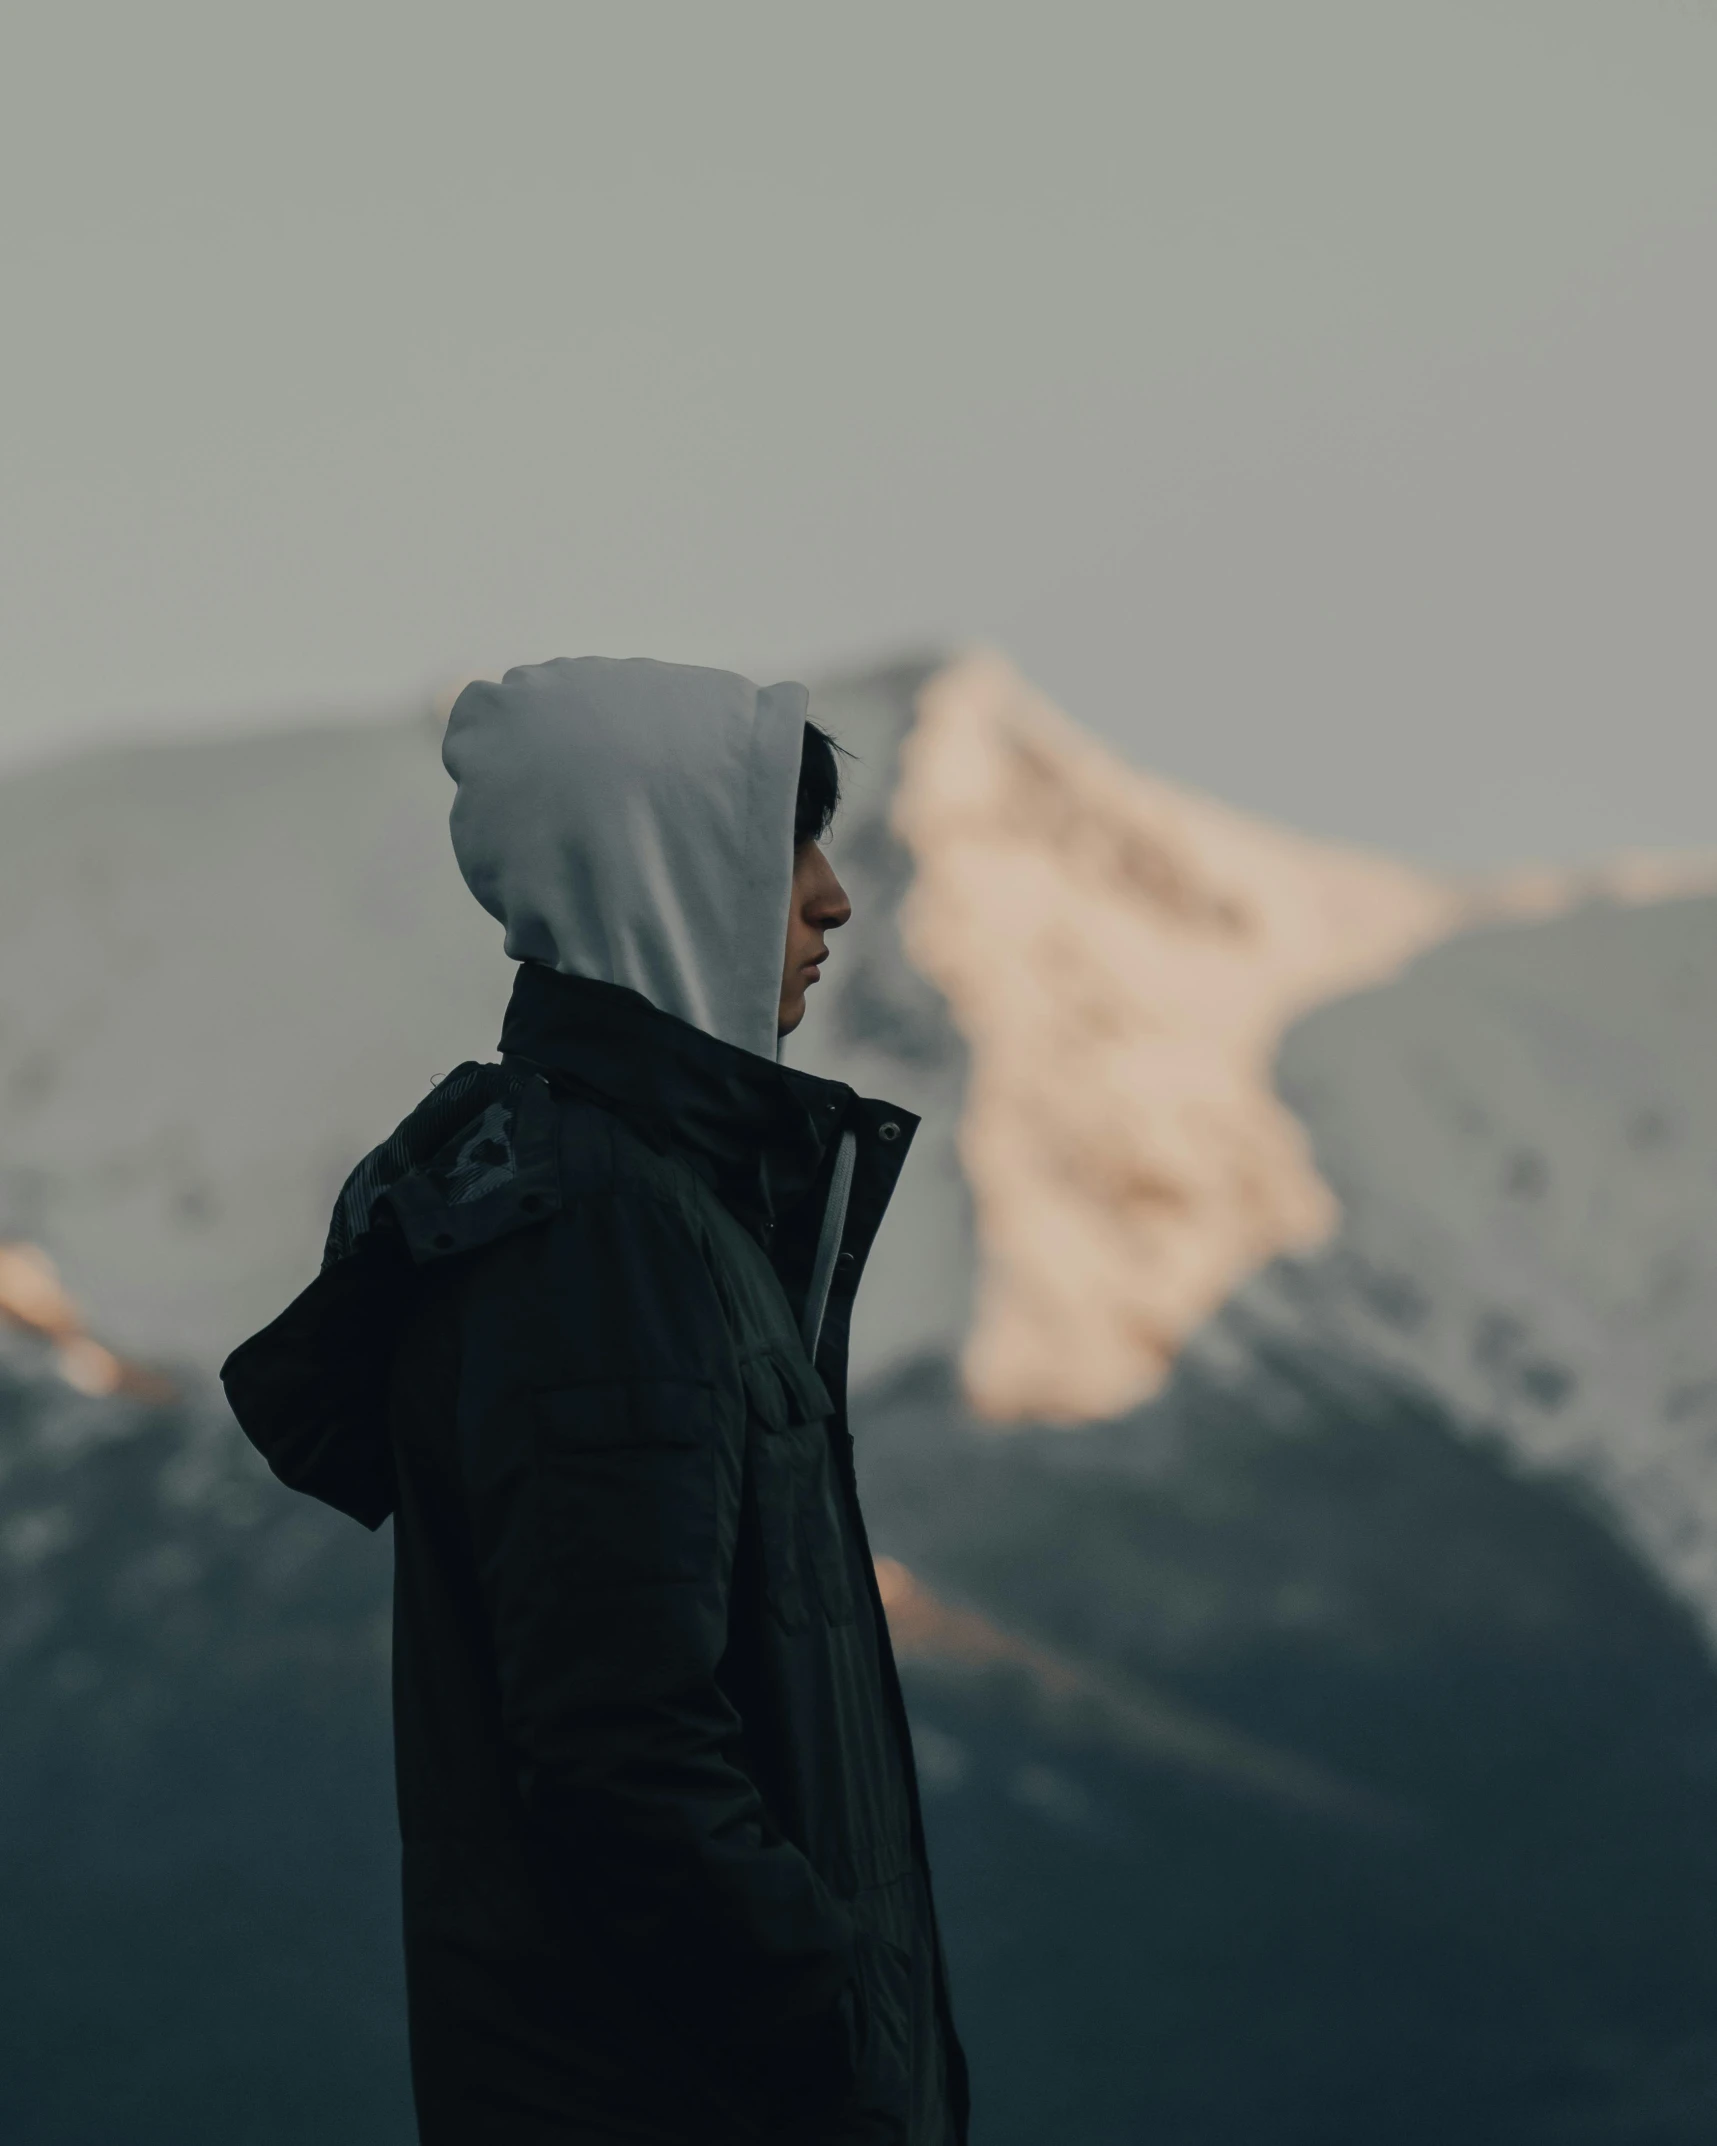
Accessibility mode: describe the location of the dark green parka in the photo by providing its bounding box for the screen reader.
[222,961,968,2146]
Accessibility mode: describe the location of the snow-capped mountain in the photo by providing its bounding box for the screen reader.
[1262,888,1717,1643]
[824,650,1717,1645]
[5,648,1711,1503]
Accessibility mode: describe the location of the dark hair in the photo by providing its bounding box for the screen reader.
[794,719,844,849]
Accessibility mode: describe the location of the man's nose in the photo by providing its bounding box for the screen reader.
[819,874,853,929]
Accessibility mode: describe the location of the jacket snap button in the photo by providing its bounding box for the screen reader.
[837,1251,855,1270]
[877,1121,901,1143]
[519,1193,544,1214]
[432,1231,455,1251]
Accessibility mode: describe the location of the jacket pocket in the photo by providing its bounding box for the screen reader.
[532,1379,716,1591]
[742,1350,856,1633]
[767,1931,912,2146]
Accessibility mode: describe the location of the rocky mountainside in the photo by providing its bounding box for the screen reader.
[1265,890,1717,1643]
[6,654,1717,2143]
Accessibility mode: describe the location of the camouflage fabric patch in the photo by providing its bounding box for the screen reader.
[321,1061,506,1269]
[442,1100,517,1206]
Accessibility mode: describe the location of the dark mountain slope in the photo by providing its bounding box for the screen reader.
[855,1343,1717,2146]
[0,1344,409,2144]
[8,1320,1717,2142]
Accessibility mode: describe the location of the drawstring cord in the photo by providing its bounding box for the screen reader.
[800,1129,857,1362]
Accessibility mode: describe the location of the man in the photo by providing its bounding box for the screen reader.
[222,657,968,2146]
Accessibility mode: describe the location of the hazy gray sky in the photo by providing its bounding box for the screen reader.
[2,1,1713,865]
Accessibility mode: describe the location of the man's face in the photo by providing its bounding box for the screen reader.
[777,840,852,1037]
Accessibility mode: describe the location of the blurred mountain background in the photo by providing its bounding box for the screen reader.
[6,3,1716,2137]
[6,654,1717,2143]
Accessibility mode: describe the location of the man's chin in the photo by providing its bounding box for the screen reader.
[776,996,806,1038]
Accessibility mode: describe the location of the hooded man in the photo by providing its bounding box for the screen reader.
[221,657,969,2146]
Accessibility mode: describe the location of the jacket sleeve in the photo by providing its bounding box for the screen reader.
[449,1180,862,2120]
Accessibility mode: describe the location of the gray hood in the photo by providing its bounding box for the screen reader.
[443,656,807,1061]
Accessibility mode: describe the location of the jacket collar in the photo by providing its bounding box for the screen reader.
[496,962,898,1243]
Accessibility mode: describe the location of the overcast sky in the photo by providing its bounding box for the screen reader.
[2,1,1713,866]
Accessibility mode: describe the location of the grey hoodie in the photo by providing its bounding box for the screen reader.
[443,656,807,1063]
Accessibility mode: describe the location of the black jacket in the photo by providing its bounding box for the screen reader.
[222,962,969,2146]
